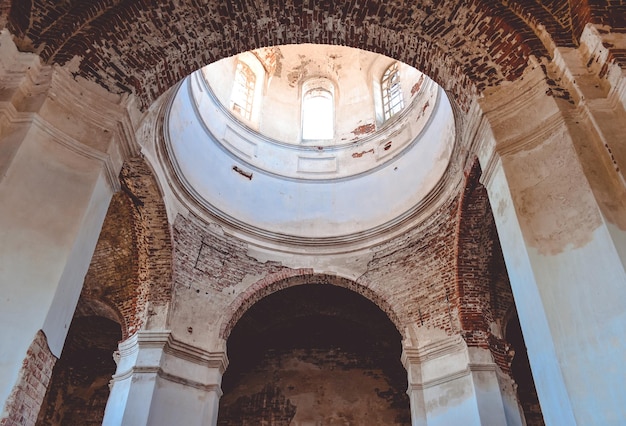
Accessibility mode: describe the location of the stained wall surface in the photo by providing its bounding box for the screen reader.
[219,285,410,425]
[1,0,625,425]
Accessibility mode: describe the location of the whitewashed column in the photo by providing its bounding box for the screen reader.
[402,336,522,426]
[104,331,228,426]
[476,52,626,425]
[0,30,137,415]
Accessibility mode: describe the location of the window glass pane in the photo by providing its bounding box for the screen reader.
[302,89,333,140]
[382,63,404,121]
[231,62,255,120]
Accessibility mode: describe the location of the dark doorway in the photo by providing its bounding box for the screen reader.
[219,284,410,425]
[36,316,121,426]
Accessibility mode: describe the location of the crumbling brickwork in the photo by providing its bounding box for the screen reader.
[1,331,56,426]
[3,0,586,111]
[80,157,172,338]
[81,191,137,337]
[172,213,288,297]
[119,158,173,329]
[456,160,542,423]
[172,193,463,346]
[361,195,461,336]
[456,160,515,372]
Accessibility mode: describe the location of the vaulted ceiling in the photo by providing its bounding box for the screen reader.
[5,0,623,109]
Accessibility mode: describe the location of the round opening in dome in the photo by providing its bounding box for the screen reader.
[164,44,456,250]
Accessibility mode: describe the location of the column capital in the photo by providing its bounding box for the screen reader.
[401,335,466,367]
[106,332,228,426]
[113,330,229,388]
[48,66,139,161]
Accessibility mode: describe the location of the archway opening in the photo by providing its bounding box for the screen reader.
[218,284,410,425]
[36,316,121,425]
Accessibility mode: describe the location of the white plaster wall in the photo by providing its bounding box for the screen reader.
[202,45,428,144]
[192,70,440,181]
[481,163,576,426]
[0,128,115,405]
[147,379,218,426]
[167,76,454,239]
[424,381,481,426]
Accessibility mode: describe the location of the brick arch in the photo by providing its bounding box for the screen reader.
[4,0,567,111]
[219,270,405,341]
[81,156,173,339]
[74,297,125,329]
[118,157,174,330]
[455,158,515,370]
[81,190,139,339]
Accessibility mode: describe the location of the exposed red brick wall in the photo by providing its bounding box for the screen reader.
[1,331,56,426]
[361,195,461,336]
[3,0,577,111]
[172,213,288,298]
[456,159,515,373]
[119,158,173,325]
[584,0,626,31]
[81,157,172,338]
[81,191,138,338]
[173,190,462,346]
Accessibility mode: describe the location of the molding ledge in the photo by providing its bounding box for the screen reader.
[50,67,140,161]
[406,362,499,392]
[113,331,229,388]
[401,335,466,366]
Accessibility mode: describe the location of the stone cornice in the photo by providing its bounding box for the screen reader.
[479,147,502,192]
[0,100,122,191]
[163,335,229,373]
[116,330,229,374]
[407,367,470,391]
[0,37,140,191]
[159,85,463,254]
[402,336,503,392]
[401,335,466,366]
[473,62,570,189]
[406,362,498,391]
[112,331,227,395]
[32,114,122,191]
[49,67,139,161]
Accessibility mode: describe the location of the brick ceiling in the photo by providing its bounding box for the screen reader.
[4,0,623,109]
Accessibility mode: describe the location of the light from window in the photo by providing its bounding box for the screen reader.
[231,62,256,120]
[302,88,334,140]
[382,62,404,121]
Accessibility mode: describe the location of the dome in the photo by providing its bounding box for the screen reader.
[165,44,456,252]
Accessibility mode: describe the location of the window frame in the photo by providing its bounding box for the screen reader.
[230,61,256,121]
[381,62,404,121]
[301,78,336,141]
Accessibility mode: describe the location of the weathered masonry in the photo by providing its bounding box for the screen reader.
[1,1,625,425]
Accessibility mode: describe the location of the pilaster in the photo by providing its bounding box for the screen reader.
[104,331,228,426]
[402,336,520,426]
[476,54,626,425]
[0,29,138,421]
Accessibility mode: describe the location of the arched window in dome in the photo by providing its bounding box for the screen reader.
[230,61,256,121]
[302,78,335,140]
[381,62,404,121]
